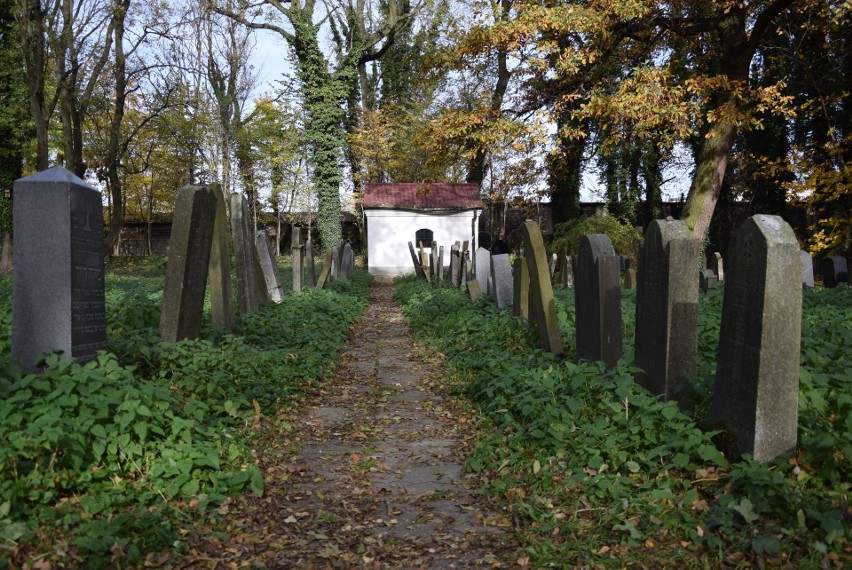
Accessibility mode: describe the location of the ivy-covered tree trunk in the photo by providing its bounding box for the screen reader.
[547,118,585,225]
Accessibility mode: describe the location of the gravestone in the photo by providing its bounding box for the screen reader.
[341,242,355,278]
[513,256,530,321]
[575,234,622,368]
[474,248,492,295]
[699,269,718,293]
[437,246,444,284]
[430,241,438,282]
[305,240,317,288]
[408,241,424,278]
[459,251,470,288]
[561,254,574,288]
[12,167,106,372]
[491,253,514,309]
[521,221,564,355]
[708,252,724,282]
[292,242,305,294]
[256,231,284,302]
[466,279,483,303]
[622,268,637,290]
[160,185,217,342]
[821,256,849,287]
[317,250,333,289]
[619,256,631,272]
[230,193,269,314]
[713,214,802,462]
[449,245,462,287]
[801,250,814,288]
[634,220,700,404]
[420,248,431,283]
[206,184,234,330]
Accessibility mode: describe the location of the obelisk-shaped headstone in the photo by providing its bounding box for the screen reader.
[206,184,234,330]
[12,167,106,372]
[160,185,217,342]
[521,221,564,355]
[575,234,622,368]
[230,193,269,314]
[712,215,802,462]
[634,220,700,404]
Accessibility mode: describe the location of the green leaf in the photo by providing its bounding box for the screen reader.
[625,460,640,473]
[732,498,760,524]
[250,469,265,498]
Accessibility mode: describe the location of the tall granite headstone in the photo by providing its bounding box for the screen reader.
[821,256,849,287]
[712,215,802,462]
[491,253,514,309]
[634,220,700,404]
[12,167,106,372]
[801,250,814,288]
[513,256,530,321]
[521,221,564,355]
[575,234,622,368]
[160,185,216,342]
[206,184,234,330]
[230,193,269,315]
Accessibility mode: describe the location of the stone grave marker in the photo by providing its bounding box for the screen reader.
[575,234,622,368]
[491,253,514,309]
[437,246,444,284]
[206,184,234,330]
[466,279,483,302]
[821,255,849,287]
[317,249,333,289]
[449,245,462,286]
[305,239,317,288]
[341,242,355,278]
[513,256,530,321]
[160,185,217,342]
[622,268,637,289]
[408,241,424,278]
[561,253,574,288]
[708,252,725,282]
[801,250,814,288]
[712,214,802,462]
[459,251,470,288]
[12,167,106,372]
[230,193,269,314]
[699,269,718,293]
[521,221,564,355]
[474,247,492,295]
[634,220,700,404]
[256,231,284,302]
[292,243,305,294]
[420,248,431,283]
[429,240,438,282]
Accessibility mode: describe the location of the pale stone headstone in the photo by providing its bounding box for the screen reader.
[634,220,700,404]
[292,242,305,294]
[160,186,216,342]
[712,214,802,462]
[491,253,514,309]
[437,246,444,284]
[466,279,483,302]
[708,252,724,282]
[561,254,574,288]
[420,249,431,283]
[12,167,106,372]
[230,193,269,315]
[521,221,564,355]
[430,240,438,282]
[459,251,470,288]
[513,256,530,321]
[801,250,814,288]
[575,234,622,368]
[256,231,284,302]
[317,250,333,289]
[206,184,234,330]
[331,248,340,279]
[408,241,424,278]
[474,248,492,294]
[305,239,317,288]
[821,255,849,288]
[450,245,462,287]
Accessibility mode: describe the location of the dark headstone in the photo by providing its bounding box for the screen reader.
[821,256,849,287]
[800,250,813,288]
[699,269,718,293]
[713,214,802,462]
[160,185,216,342]
[521,221,564,355]
[622,268,637,289]
[491,253,514,309]
[634,220,700,404]
[341,242,355,278]
[575,234,622,368]
[513,256,530,321]
[207,184,234,330]
[12,167,106,371]
[230,193,269,314]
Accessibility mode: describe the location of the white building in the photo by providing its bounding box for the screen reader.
[363,183,482,277]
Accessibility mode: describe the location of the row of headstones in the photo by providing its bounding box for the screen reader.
[10,167,355,373]
[430,216,806,464]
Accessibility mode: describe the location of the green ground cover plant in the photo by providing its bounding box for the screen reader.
[0,258,370,567]
[395,276,850,567]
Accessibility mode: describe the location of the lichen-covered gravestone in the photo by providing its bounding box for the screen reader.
[317,250,333,289]
[449,244,461,287]
[521,221,564,355]
[575,234,621,368]
[160,185,217,342]
[466,279,483,302]
[634,219,700,404]
[712,214,802,462]
[206,184,234,330]
[12,167,106,372]
[230,193,269,314]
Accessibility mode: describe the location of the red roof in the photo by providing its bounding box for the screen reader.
[363,183,482,210]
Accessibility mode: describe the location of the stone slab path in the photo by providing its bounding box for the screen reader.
[186,278,520,568]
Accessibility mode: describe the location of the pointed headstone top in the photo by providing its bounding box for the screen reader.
[15,166,95,189]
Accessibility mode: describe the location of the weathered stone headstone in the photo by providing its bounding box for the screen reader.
[712,214,802,462]
[699,269,718,293]
[821,255,849,287]
[292,242,305,294]
[160,185,217,342]
[12,167,106,372]
[561,254,574,288]
[521,221,564,355]
[331,248,340,279]
[459,251,470,288]
[317,250,333,289]
[206,184,234,330]
[430,241,438,282]
[420,249,431,283]
[256,231,284,302]
[466,279,483,302]
[708,252,724,282]
[449,245,462,287]
[491,253,514,309]
[341,242,355,278]
[408,241,424,278]
[575,234,622,368]
[305,239,317,288]
[801,250,814,288]
[474,248,491,294]
[437,246,444,284]
[634,220,700,404]
[622,268,637,290]
[513,256,530,321]
[230,193,269,315]
[619,255,631,272]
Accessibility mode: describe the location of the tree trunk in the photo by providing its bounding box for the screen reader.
[103,0,129,256]
[18,0,49,171]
